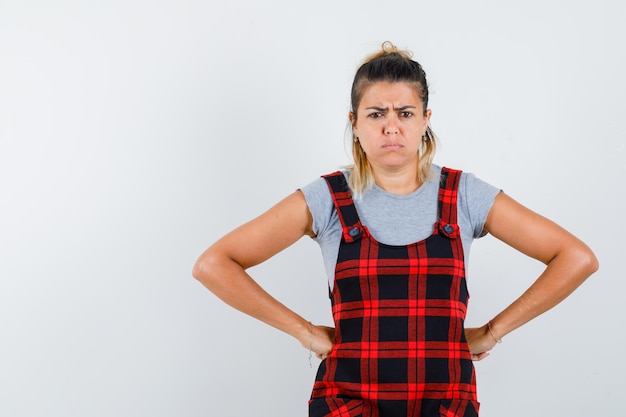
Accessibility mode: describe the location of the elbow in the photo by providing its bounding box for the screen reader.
[192,247,243,293]
[192,258,205,282]
[585,249,600,276]
[575,245,600,279]
[192,250,220,287]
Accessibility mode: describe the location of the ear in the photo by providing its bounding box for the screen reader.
[349,111,358,134]
[423,109,432,131]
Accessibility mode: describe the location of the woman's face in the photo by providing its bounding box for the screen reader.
[352,81,431,173]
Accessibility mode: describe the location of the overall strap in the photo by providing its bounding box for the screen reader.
[322,172,364,243]
[437,167,462,238]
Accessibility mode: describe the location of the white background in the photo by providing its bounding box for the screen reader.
[1,1,624,416]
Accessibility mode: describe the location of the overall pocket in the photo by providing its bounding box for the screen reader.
[439,398,480,417]
[309,396,364,417]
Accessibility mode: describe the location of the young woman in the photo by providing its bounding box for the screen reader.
[193,42,598,417]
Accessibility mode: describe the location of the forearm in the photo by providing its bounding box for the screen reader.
[488,245,598,340]
[193,255,311,347]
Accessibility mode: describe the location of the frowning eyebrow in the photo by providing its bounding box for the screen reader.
[365,105,417,111]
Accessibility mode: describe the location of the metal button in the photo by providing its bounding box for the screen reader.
[443,224,454,234]
[349,227,360,237]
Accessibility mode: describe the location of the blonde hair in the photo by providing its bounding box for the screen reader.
[347,41,437,196]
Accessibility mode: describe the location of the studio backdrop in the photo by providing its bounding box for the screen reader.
[0,1,624,416]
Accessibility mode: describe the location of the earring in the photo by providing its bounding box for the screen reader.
[424,126,433,142]
[353,136,359,143]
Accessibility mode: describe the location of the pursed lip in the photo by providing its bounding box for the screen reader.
[382,142,403,150]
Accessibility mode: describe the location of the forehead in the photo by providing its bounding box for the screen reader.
[358,81,423,108]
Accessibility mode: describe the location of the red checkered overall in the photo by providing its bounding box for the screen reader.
[309,168,479,417]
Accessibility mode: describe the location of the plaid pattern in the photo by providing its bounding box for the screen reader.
[309,168,479,417]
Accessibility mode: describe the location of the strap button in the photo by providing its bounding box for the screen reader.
[349,227,361,237]
[443,224,454,234]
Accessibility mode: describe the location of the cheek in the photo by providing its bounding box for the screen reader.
[353,122,372,140]
[357,137,377,156]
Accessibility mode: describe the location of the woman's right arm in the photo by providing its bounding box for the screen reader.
[192,190,334,357]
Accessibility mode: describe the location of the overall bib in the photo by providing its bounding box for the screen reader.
[309,168,479,417]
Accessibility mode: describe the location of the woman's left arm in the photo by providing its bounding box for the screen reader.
[465,192,599,360]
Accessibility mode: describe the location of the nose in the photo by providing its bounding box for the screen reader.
[385,116,398,135]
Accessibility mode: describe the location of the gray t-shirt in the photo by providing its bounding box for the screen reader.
[300,165,500,290]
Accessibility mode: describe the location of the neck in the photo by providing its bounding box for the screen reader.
[372,167,422,195]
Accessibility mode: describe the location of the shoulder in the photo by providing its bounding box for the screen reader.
[432,164,498,195]
[458,170,500,200]
[300,169,351,200]
[453,168,501,237]
[299,170,351,238]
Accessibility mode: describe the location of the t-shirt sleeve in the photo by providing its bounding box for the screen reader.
[299,176,336,240]
[460,172,501,239]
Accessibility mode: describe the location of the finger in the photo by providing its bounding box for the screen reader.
[471,352,490,361]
